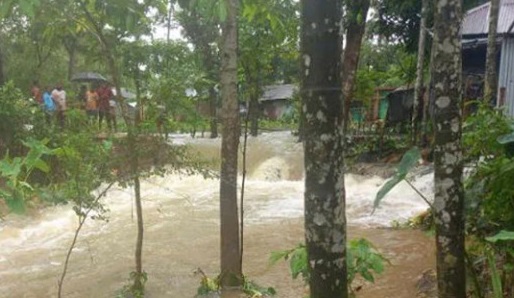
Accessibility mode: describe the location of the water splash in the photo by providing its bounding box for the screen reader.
[0,131,434,297]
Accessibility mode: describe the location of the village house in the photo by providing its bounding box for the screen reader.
[259,84,297,120]
[462,0,514,116]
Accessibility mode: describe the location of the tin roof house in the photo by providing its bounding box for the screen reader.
[462,0,514,116]
[259,84,297,120]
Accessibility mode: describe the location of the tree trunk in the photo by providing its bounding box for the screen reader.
[132,67,144,293]
[219,0,242,289]
[342,0,370,132]
[67,46,76,82]
[431,0,466,297]
[301,0,347,297]
[249,92,259,137]
[0,41,4,86]
[209,86,218,138]
[412,0,428,145]
[484,0,500,104]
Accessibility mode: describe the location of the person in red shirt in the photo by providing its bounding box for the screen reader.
[97,83,114,130]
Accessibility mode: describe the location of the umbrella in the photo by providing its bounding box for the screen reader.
[70,72,108,83]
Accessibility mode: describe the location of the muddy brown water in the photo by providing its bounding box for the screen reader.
[0,132,435,297]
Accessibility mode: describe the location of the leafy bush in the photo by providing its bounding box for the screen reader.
[194,268,276,297]
[0,138,54,215]
[462,102,511,162]
[270,238,388,295]
[0,82,36,155]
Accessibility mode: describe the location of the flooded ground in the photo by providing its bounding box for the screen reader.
[0,132,435,297]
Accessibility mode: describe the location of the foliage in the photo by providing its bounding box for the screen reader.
[270,238,388,294]
[372,147,422,213]
[374,0,487,52]
[0,82,36,155]
[53,132,114,219]
[116,271,148,298]
[463,105,514,235]
[463,103,512,161]
[0,138,54,214]
[486,230,514,243]
[194,268,276,297]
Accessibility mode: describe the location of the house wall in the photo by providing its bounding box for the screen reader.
[499,37,514,116]
[261,99,293,120]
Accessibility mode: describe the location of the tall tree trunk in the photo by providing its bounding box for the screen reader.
[301,0,347,297]
[219,0,242,289]
[209,86,218,138]
[249,94,259,136]
[67,47,76,82]
[132,65,144,292]
[0,41,4,86]
[484,0,500,104]
[431,0,466,297]
[63,36,78,81]
[412,0,428,145]
[204,46,219,139]
[342,0,370,132]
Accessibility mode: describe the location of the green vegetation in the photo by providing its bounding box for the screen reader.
[270,238,388,297]
[1,0,513,297]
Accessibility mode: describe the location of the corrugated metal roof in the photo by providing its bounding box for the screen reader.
[259,84,297,102]
[463,0,514,37]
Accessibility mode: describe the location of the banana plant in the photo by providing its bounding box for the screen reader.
[0,138,54,214]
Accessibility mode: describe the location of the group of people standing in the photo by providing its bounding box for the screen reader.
[83,83,117,131]
[31,81,117,131]
[31,82,67,128]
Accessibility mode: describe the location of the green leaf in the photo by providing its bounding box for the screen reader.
[33,159,50,173]
[269,250,289,265]
[19,181,34,191]
[397,147,421,175]
[372,147,420,213]
[289,246,308,280]
[487,249,503,298]
[497,133,514,145]
[360,269,374,282]
[266,287,277,295]
[6,197,25,214]
[0,159,22,179]
[372,174,402,214]
[486,230,514,243]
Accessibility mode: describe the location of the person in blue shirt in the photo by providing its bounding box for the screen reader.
[42,86,55,124]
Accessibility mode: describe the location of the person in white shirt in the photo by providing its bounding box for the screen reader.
[51,84,66,128]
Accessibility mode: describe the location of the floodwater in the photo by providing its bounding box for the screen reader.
[0,132,435,298]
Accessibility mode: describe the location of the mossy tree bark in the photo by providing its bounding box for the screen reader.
[342,0,370,132]
[484,0,500,104]
[412,0,428,145]
[301,0,347,297]
[219,0,242,289]
[431,0,466,296]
